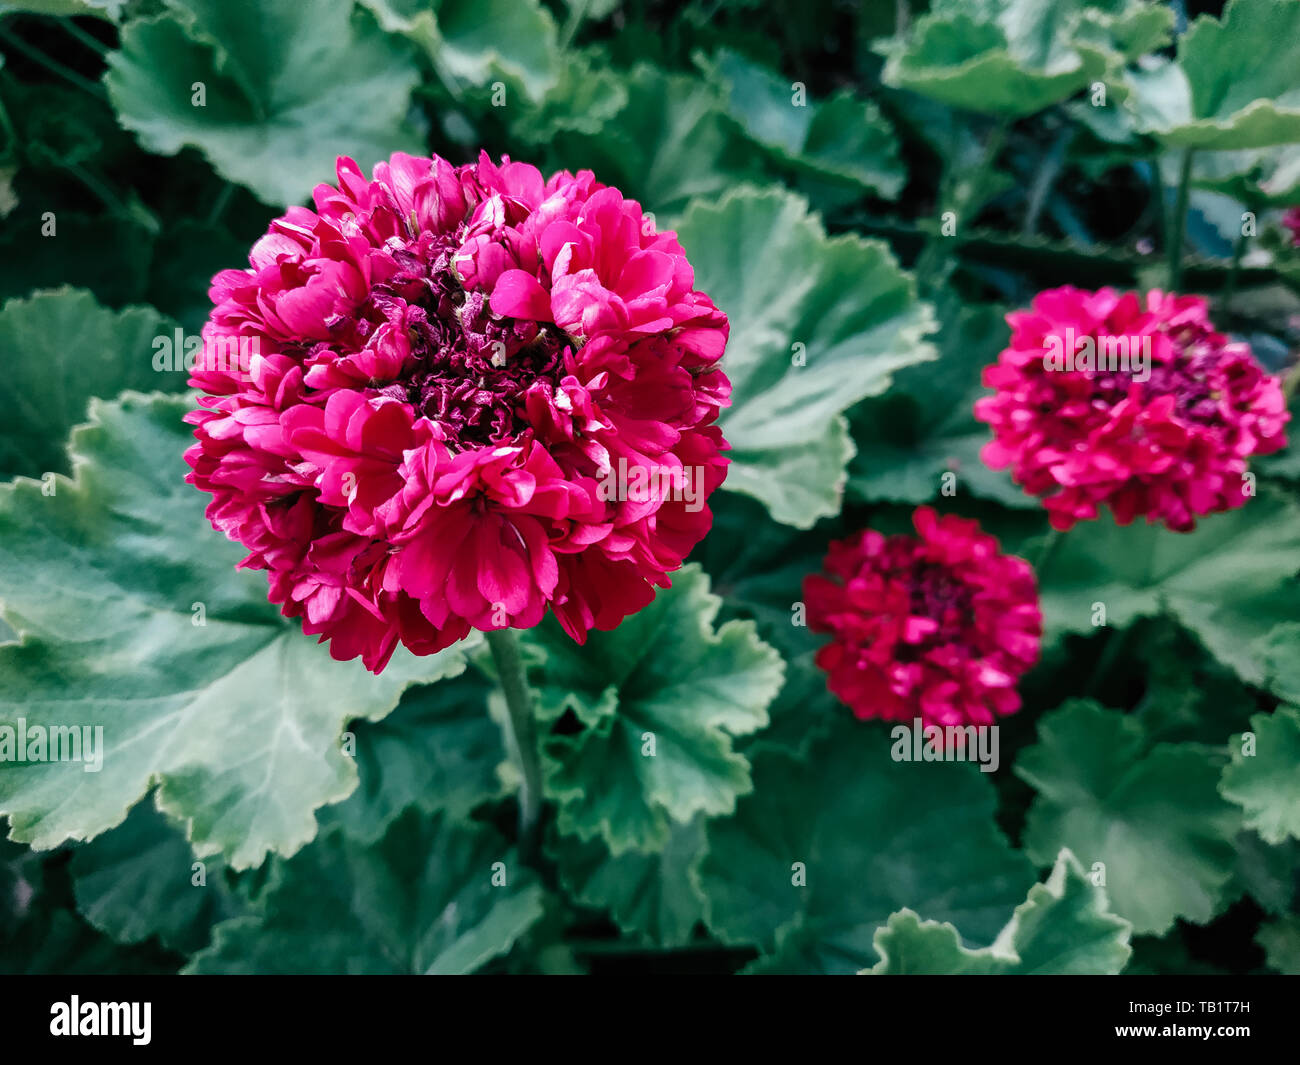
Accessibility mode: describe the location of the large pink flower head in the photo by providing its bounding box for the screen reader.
[974,286,1288,532]
[184,152,730,672]
[803,507,1041,730]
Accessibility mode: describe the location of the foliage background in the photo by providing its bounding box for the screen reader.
[1,0,1299,975]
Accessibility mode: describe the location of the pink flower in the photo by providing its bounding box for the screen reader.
[803,507,1041,729]
[1285,207,1300,247]
[974,286,1288,532]
[185,152,730,672]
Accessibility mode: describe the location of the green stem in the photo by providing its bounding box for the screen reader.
[1220,219,1250,318]
[207,182,235,226]
[1165,147,1195,290]
[1034,527,1064,573]
[916,118,1010,292]
[485,627,542,863]
[60,18,109,57]
[1083,625,1126,699]
[557,0,590,50]
[65,160,160,234]
[0,28,106,99]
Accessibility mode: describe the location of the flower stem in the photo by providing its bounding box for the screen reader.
[1165,147,1195,290]
[1220,219,1251,319]
[1083,625,1126,699]
[485,627,542,863]
[0,28,106,99]
[1034,527,1064,573]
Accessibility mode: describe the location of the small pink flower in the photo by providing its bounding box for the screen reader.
[186,152,730,672]
[974,286,1288,532]
[1284,207,1300,247]
[804,507,1041,730]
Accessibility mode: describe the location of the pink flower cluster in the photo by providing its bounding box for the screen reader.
[186,153,730,671]
[975,286,1288,531]
[804,507,1041,729]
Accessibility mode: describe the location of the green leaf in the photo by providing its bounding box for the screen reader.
[545,64,767,222]
[0,393,471,869]
[69,799,241,954]
[698,48,904,198]
[529,564,782,854]
[1186,144,1300,206]
[1123,0,1300,149]
[552,816,706,948]
[863,849,1131,974]
[506,48,628,144]
[1032,490,1300,686]
[877,0,1168,119]
[318,668,509,843]
[187,809,545,974]
[688,491,839,758]
[678,185,937,528]
[1015,700,1241,935]
[696,716,1033,974]
[358,0,559,104]
[0,0,123,18]
[1255,622,1300,705]
[1257,915,1300,975]
[105,0,425,207]
[848,298,1033,509]
[1,833,178,974]
[0,287,180,480]
[1220,706,1300,845]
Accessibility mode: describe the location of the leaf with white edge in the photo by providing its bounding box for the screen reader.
[1257,915,1300,975]
[1123,0,1300,149]
[1032,490,1300,685]
[849,298,1033,509]
[1255,622,1300,705]
[0,288,181,480]
[186,809,545,974]
[697,48,904,198]
[507,48,628,144]
[0,393,470,869]
[552,816,706,948]
[1186,144,1300,206]
[105,0,424,207]
[358,0,559,104]
[696,715,1033,974]
[1016,700,1241,936]
[1220,707,1300,845]
[876,0,1169,119]
[688,491,840,758]
[679,186,937,528]
[528,564,782,855]
[69,799,241,954]
[317,665,508,843]
[863,849,1131,974]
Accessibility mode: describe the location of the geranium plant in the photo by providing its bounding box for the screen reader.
[1,0,1299,980]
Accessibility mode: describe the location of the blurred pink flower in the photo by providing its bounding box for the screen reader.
[975,286,1287,532]
[804,507,1041,730]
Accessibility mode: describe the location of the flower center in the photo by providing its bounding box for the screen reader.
[375,234,568,449]
[1088,326,1222,425]
[907,561,974,645]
